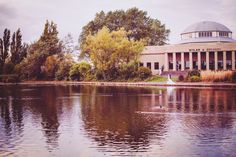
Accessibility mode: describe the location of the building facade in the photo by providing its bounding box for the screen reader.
[140,21,236,74]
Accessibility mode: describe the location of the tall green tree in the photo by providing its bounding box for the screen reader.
[80,7,170,56]
[0,29,11,73]
[10,29,27,65]
[81,26,144,80]
[19,20,62,79]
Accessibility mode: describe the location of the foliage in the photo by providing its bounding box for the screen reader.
[10,29,28,65]
[0,29,11,73]
[0,74,19,83]
[201,70,234,82]
[187,70,201,77]
[118,61,139,80]
[55,54,74,80]
[42,55,60,80]
[3,62,15,74]
[137,67,152,80]
[69,62,92,81]
[232,71,236,83]
[81,26,144,80]
[21,20,62,79]
[69,63,81,81]
[80,7,170,57]
[178,75,185,81]
[77,61,92,80]
[189,76,201,82]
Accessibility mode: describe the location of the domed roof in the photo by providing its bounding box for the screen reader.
[181,21,232,34]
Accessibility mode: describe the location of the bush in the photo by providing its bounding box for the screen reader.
[190,76,201,82]
[119,62,139,80]
[0,75,20,83]
[77,61,92,80]
[3,62,15,74]
[95,70,104,80]
[137,67,152,80]
[178,75,184,81]
[69,62,92,81]
[188,70,200,77]
[69,64,81,81]
[232,71,236,83]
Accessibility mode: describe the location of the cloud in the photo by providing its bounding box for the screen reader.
[0,0,235,43]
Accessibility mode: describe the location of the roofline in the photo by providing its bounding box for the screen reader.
[181,30,232,35]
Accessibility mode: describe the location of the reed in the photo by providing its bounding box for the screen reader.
[201,70,233,82]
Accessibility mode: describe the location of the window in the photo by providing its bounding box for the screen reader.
[139,62,143,67]
[147,62,151,69]
[199,32,212,37]
[154,62,159,70]
[219,32,228,37]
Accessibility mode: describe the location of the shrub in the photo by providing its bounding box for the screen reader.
[0,75,19,83]
[69,62,92,81]
[232,71,236,83]
[69,64,81,81]
[3,62,15,74]
[188,70,200,77]
[77,61,92,80]
[178,75,184,81]
[190,76,201,82]
[95,70,104,80]
[137,67,152,80]
[119,62,139,80]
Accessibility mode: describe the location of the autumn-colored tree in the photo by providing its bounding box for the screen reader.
[55,54,74,80]
[20,20,62,79]
[81,26,144,80]
[42,55,60,79]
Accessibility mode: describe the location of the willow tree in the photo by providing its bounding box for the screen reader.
[81,26,144,80]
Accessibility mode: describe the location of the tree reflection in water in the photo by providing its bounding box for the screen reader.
[79,86,169,152]
[0,85,236,157]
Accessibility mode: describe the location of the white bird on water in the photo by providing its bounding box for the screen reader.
[166,74,175,85]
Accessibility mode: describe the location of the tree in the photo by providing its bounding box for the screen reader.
[42,55,60,79]
[81,26,144,80]
[55,54,74,80]
[10,29,28,65]
[0,29,11,73]
[80,7,170,56]
[22,20,62,79]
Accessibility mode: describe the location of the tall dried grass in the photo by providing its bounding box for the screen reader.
[201,70,233,82]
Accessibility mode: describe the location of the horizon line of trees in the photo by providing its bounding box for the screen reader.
[0,7,170,82]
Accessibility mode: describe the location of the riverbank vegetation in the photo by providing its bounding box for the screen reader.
[0,8,169,83]
[181,70,236,82]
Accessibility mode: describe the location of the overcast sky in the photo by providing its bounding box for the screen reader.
[0,0,236,44]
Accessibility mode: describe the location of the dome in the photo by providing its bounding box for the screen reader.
[179,21,235,44]
[181,21,232,34]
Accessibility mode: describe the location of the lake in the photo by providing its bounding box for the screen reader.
[0,85,236,157]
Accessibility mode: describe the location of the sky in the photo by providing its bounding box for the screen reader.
[0,0,236,44]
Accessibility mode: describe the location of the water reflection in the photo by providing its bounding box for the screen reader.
[0,85,236,157]
[79,86,169,153]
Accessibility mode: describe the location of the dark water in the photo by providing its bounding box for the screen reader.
[0,85,236,157]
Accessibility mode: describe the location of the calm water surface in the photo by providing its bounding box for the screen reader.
[0,85,236,157]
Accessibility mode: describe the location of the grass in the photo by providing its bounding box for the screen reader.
[201,70,234,82]
[146,75,178,82]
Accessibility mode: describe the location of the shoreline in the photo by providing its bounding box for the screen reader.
[1,81,236,88]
